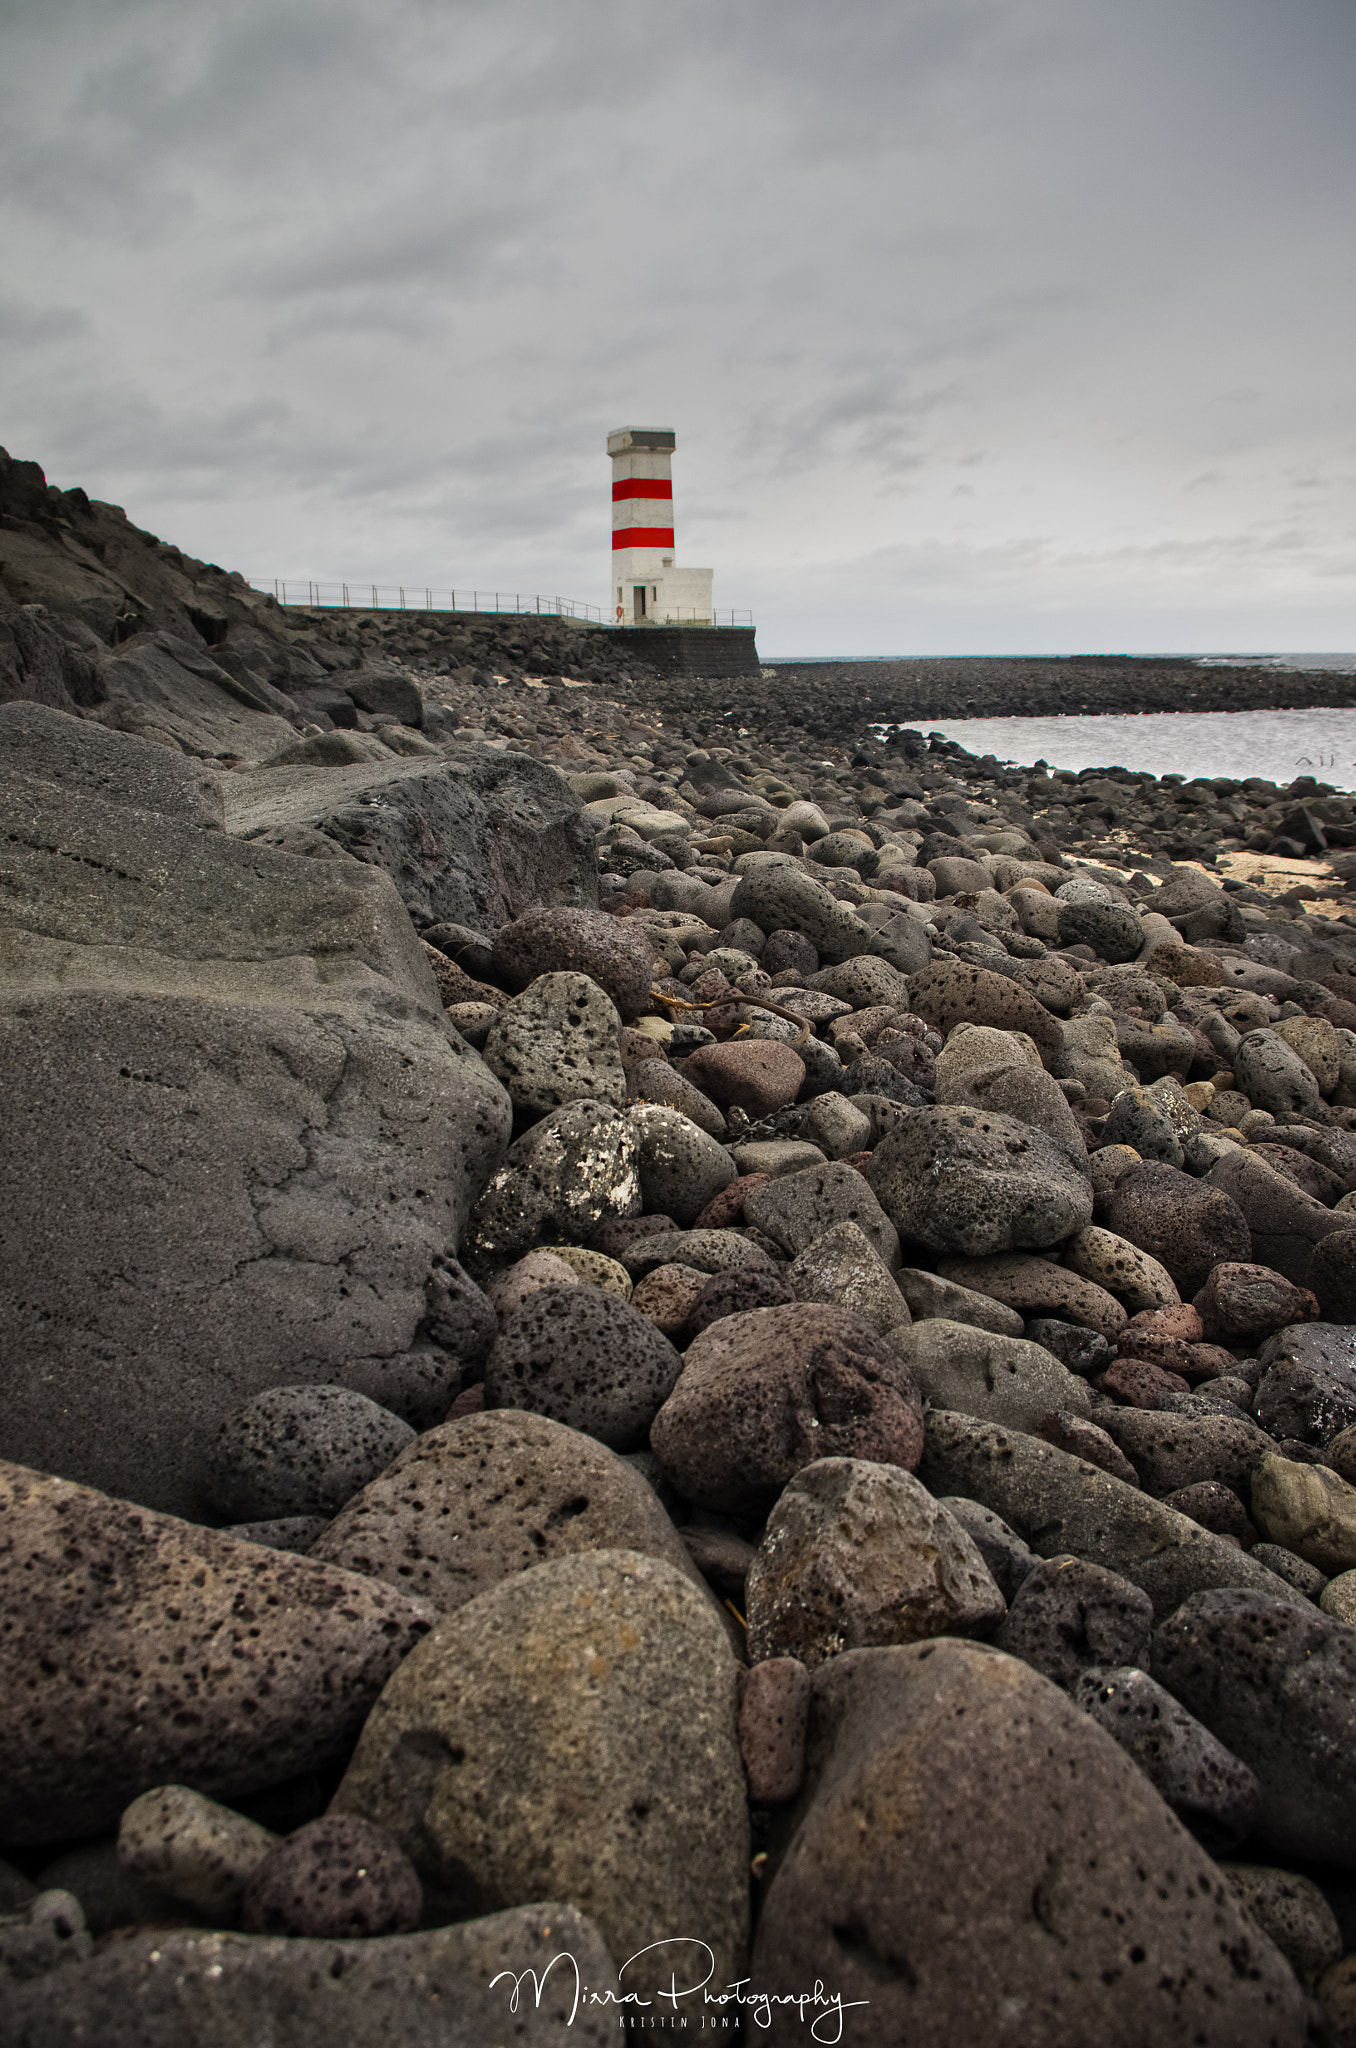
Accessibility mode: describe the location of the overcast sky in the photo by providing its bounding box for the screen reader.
[3,0,1354,654]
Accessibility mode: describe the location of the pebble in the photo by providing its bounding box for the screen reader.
[905,958,1063,1057]
[738,1657,811,1803]
[786,1218,911,1334]
[466,1097,640,1261]
[627,1101,737,1224]
[1025,1315,1115,1375]
[896,1265,1026,1334]
[1064,1223,1181,1311]
[744,1158,900,1265]
[536,1242,632,1296]
[651,1303,924,1516]
[629,1260,715,1335]
[1103,1160,1252,1294]
[995,1555,1154,1689]
[681,1264,797,1334]
[1250,1452,1356,1573]
[1253,1322,1356,1444]
[625,1053,727,1134]
[1033,1409,1141,1485]
[483,1284,684,1449]
[1222,1864,1343,1989]
[935,1252,1127,1339]
[745,1458,1005,1665]
[202,1386,416,1523]
[117,1785,279,1923]
[240,1815,422,1939]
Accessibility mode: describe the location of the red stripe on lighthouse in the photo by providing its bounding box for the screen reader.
[612,478,673,501]
[612,526,675,549]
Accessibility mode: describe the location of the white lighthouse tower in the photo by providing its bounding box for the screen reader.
[608,427,713,625]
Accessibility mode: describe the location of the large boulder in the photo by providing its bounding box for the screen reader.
[871,1106,1092,1256]
[229,744,599,928]
[0,1460,434,1847]
[331,1550,748,2005]
[752,1641,1302,2047]
[0,761,511,1517]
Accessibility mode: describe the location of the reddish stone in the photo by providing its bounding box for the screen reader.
[1097,1357,1192,1407]
[1192,1261,1321,1346]
[1116,1329,1197,1376]
[1126,1304,1205,1344]
[692,1174,770,1230]
[1184,1343,1240,1384]
[444,1383,485,1421]
[739,1657,811,1805]
[680,1040,806,1118]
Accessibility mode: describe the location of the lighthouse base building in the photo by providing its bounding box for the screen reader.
[608,427,713,625]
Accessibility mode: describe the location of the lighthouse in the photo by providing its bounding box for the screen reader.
[607,427,713,625]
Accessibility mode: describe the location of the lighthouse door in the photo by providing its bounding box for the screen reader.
[632,585,647,620]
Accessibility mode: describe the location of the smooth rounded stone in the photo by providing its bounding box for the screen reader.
[1193,1261,1319,1346]
[905,958,1063,1058]
[1101,1355,1192,1406]
[1320,1571,1356,1626]
[621,1227,778,1281]
[1311,1228,1356,1324]
[331,1549,748,2002]
[796,1092,872,1159]
[443,1001,496,1048]
[1055,876,1115,905]
[239,1815,421,1939]
[918,1412,1307,1618]
[887,1318,1091,1430]
[728,862,875,963]
[1057,898,1145,962]
[1101,1086,1186,1166]
[786,1221,910,1336]
[483,1286,683,1450]
[625,1054,727,1136]
[0,1459,434,1846]
[32,1840,187,1939]
[1153,1588,1356,1866]
[222,1515,331,1554]
[936,1254,1127,1341]
[778,799,830,841]
[681,1519,756,1598]
[629,1262,714,1337]
[118,1786,279,1922]
[481,971,626,1115]
[1064,1224,1181,1312]
[1026,1316,1115,1376]
[744,1159,900,1267]
[873,1106,1092,1259]
[491,905,657,1021]
[739,1657,812,1803]
[678,1038,806,1119]
[995,1555,1153,1690]
[651,1304,925,1517]
[1095,1409,1277,1497]
[589,1211,680,1259]
[1254,1324,1356,1445]
[537,1244,632,1299]
[937,1497,1037,1601]
[727,1137,829,1178]
[486,1249,582,1322]
[929,852,995,896]
[466,1099,640,1263]
[938,1058,1088,1163]
[682,1264,797,1336]
[1115,1014,1202,1084]
[1327,1425,1356,1486]
[312,1409,700,1610]
[1251,1454,1356,1573]
[934,1022,1043,1091]
[0,1903,620,2048]
[201,1386,416,1523]
[752,1640,1302,2048]
[1104,1160,1252,1295]
[1276,1013,1342,1092]
[746,1458,1004,1666]
[1010,952,1084,1014]
[896,1266,1026,1335]
[1162,1481,1258,1546]
[1059,1011,1135,1097]
[1071,1667,1261,1855]
[839,1050,929,1106]
[0,1887,92,1982]
[1235,1029,1324,1117]
[808,953,920,1010]
[625,1102,737,1228]
[1206,1149,1351,1286]
[701,944,761,983]
[1223,1865,1343,1991]
[1034,1411,1142,1486]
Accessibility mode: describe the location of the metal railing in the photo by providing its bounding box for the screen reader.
[260,580,605,622]
[620,609,755,628]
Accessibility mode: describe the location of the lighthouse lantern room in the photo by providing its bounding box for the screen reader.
[607,427,713,624]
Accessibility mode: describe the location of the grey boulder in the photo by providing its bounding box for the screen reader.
[202,1385,415,1522]
[466,1098,640,1263]
[887,1317,1091,1430]
[484,1284,684,1449]
[1070,1666,1261,1855]
[871,1106,1093,1256]
[481,970,626,1114]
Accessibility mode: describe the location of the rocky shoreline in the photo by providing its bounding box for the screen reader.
[4,447,1356,2044]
